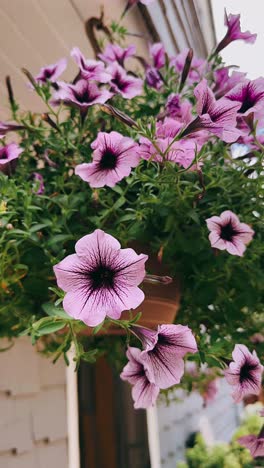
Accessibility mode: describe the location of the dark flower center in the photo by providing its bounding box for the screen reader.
[238,84,259,113]
[100,149,117,170]
[89,265,115,290]
[239,95,256,114]
[0,149,8,160]
[43,68,54,79]
[111,73,128,91]
[76,90,91,102]
[239,362,258,383]
[220,222,237,241]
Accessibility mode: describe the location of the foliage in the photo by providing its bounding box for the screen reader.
[178,413,264,468]
[0,5,263,387]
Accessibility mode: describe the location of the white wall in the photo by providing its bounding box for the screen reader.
[0,338,68,468]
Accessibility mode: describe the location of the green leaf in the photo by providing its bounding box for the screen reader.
[81,349,98,363]
[29,222,52,233]
[112,196,126,211]
[36,320,66,335]
[42,303,70,319]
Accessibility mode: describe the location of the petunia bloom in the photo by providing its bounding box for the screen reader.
[165,93,192,123]
[149,43,165,69]
[182,79,241,143]
[225,78,264,117]
[0,143,23,167]
[53,229,148,327]
[134,324,198,389]
[213,68,247,100]
[75,131,140,188]
[145,67,163,90]
[107,63,143,99]
[52,80,112,111]
[120,347,160,409]
[71,47,111,83]
[215,11,257,55]
[35,58,67,84]
[98,44,136,66]
[206,210,254,256]
[139,118,202,169]
[225,344,263,402]
[170,49,207,84]
[238,430,264,458]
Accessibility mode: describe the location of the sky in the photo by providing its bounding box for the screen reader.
[211,0,264,79]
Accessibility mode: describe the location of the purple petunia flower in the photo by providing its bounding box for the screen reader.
[225,78,264,117]
[170,49,207,84]
[139,118,203,169]
[215,11,257,55]
[53,229,148,327]
[206,210,254,256]
[145,67,163,90]
[213,68,247,100]
[134,324,198,389]
[98,44,136,66]
[165,93,192,123]
[35,58,67,84]
[32,172,45,195]
[75,131,140,188]
[182,79,241,143]
[225,344,263,402]
[0,143,23,168]
[149,43,165,69]
[71,47,111,83]
[238,432,264,458]
[120,347,160,409]
[107,63,143,99]
[52,80,113,111]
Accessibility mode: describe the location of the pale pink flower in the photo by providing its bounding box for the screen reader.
[53,230,148,327]
[225,78,264,117]
[108,63,143,99]
[71,47,111,82]
[182,78,241,143]
[139,118,201,169]
[98,44,136,66]
[165,93,193,123]
[149,43,165,69]
[170,49,207,84]
[225,344,263,402]
[213,68,247,99]
[75,131,140,188]
[0,143,23,167]
[52,80,112,110]
[206,210,254,256]
[238,432,264,458]
[145,67,163,90]
[121,347,159,409]
[134,324,198,389]
[35,58,67,84]
[215,11,257,55]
